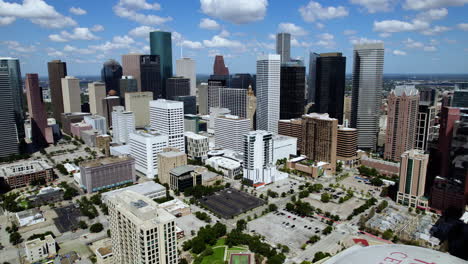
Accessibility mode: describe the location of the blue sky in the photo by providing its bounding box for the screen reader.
[1,0,467,76]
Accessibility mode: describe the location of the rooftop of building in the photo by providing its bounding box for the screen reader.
[206,156,241,169]
[184,131,208,140]
[303,113,337,121]
[96,246,113,257]
[392,85,419,97]
[81,129,100,136]
[62,112,91,117]
[245,130,272,136]
[170,165,195,176]
[130,130,167,138]
[25,234,55,248]
[158,150,185,158]
[112,190,175,224]
[279,118,303,124]
[159,198,190,211]
[338,126,357,131]
[273,134,297,142]
[0,160,52,178]
[80,155,133,168]
[401,149,429,160]
[201,171,221,181]
[84,115,105,120]
[102,181,165,200]
[71,121,92,128]
[149,99,184,107]
[354,42,384,50]
[16,208,42,219]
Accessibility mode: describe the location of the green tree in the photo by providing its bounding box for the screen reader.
[236,219,247,231]
[309,235,320,244]
[313,252,331,262]
[89,223,103,233]
[9,232,22,245]
[78,221,88,229]
[268,204,278,212]
[322,226,333,235]
[382,229,393,240]
[321,193,331,203]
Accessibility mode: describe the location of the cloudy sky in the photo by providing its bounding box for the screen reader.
[1,0,467,76]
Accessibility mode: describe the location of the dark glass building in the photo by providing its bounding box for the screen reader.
[119,76,138,106]
[280,60,306,120]
[173,96,196,115]
[150,31,172,98]
[166,77,190,100]
[47,60,67,123]
[308,52,319,103]
[314,53,346,124]
[0,65,21,157]
[122,54,161,99]
[101,59,123,95]
[231,73,255,90]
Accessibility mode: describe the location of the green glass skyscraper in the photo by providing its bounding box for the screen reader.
[150,31,173,98]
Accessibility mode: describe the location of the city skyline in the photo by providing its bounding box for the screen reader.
[0,0,467,76]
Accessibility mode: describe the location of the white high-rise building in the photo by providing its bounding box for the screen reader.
[350,43,384,151]
[105,190,178,264]
[112,106,135,144]
[150,99,185,152]
[215,115,250,153]
[256,54,281,134]
[243,130,288,185]
[84,115,107,135]
[184,132,209,161]
[176,58,196,96]
[129,131,169,179]
[61,76,81,113]
[88,82,106,116]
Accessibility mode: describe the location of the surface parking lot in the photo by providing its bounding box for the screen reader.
[248,209,327,249]
[54,205,82,233]
[256,178,302,196]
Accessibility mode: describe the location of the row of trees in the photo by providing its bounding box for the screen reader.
[347,197,378,220]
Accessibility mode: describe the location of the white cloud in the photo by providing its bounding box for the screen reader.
[278,22,308,36]
[393,49,406,55]
[316,23,325,29]
[89,35,135,53]
[291,38,312,47]
[458,23,468,31]
[349,36,383,45]
[343,29,357,35]
[299,1,348,22]
[218,29,230,37]
[69,7,87,15]
[373,19,429,33]
[47,48,64,57]
[128,25,156,38]
[444,38,457,44]
[199,18,220,30]
[114,0,172,25]
[379,32,391,38]
[421,25,451,35]
[268,33,276,40]
[63,44,95,54]
[200,0,267,24]
[49,27,99,42]
[181,40,203,49]
[315,33,335,47]
[416,8,448,21]
[0,16,15,26]
[203,35,245,50]
[2,40,36,53]
[48,34,67,42]
[91,25,104,32]
[424,46,437,51]
[350,0,395,13]
[403,38,424,48]
[0,0,76,28]
[404,0,468,10]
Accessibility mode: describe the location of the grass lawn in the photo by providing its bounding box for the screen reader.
[201,247,225,264]
[215,238,226,246]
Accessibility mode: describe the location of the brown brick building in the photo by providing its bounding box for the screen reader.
[337,126,358,165]
[0,160,53,188]
[278,119,303,152]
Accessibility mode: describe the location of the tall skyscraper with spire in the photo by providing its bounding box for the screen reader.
[47,60,67,122]
[276,33,291,64]
[256,54,281,134]
[150,31,173,98]
[101,59,123,95]
[351,43,384,151]
[213,55,229,76]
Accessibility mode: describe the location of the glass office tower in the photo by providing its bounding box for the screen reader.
[150,31,173,98]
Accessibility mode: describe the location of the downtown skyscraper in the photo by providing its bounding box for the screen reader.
[307,52,319,104]
[122,54,161,99]
[0,64,21,157]
[213,55,229,76]
[276,33,291,64]
[314,53,346,124]
[280,60,305,119]
[176,58,196,96]
[256,54,281,134]
[350,43,384,151]
[47,60,67,122]
[150,31,173,98]
[101,59,123,94]
[384,86,419,161]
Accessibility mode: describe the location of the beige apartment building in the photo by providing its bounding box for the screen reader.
[158,148,187,184]
[125,91,153,128]
[397,149,429,209]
